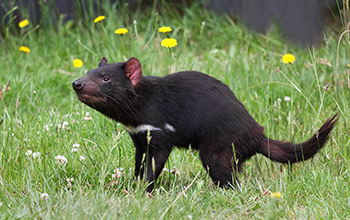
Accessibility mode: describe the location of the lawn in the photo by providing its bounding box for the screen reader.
[1,2,350,219]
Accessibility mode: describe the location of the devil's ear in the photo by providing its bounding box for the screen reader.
[124,57,142,86]
[98,57,108,67]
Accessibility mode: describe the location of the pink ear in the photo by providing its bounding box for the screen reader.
[125,57,142,86]
[99,57,108,67]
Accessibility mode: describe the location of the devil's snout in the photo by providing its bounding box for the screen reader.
[72,79,83,91]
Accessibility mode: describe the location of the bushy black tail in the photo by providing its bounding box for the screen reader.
[258,113,338,163]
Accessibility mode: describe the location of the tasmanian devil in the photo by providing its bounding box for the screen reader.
[72,57,338,192]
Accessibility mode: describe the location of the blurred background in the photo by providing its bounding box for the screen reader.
[0,0,346,46]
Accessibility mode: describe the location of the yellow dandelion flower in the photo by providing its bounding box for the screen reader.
[19,46,30,53]
[347,64,350,67]
[158,26,172,33]
[114,28,129,35]
[19,19,29,28]
[282,54,295,64]
[161,38,178,48]
[94,16,105,23]
[270,192,282,198]
[73,59,83,68]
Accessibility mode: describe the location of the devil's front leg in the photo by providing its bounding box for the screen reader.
[144,142,172,193]
[130,134,146,179]
[130,132,173,192]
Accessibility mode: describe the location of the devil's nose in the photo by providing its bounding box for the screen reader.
[72,80,83,91]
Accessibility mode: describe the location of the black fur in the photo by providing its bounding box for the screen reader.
[72,57,338,192]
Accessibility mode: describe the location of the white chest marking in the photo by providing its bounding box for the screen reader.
[125,123,176,134]
[125,124,162,134]
[165,123,176,132]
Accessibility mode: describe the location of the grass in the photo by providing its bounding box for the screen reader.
[1,1,350,219]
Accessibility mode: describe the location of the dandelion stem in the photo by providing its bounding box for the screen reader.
[165,48,171,74]
[121,36,127,56]
[101,23,107,35]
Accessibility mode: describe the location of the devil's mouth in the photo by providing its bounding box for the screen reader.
[75,91,93,103]
[77,93,91,99]
[75,91,107,106]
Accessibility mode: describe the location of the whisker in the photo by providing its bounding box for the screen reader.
[98,90,147,122]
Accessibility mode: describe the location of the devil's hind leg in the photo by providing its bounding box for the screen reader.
[199,142,240,188]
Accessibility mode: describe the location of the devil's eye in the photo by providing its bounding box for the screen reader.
[103,77,109,82]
